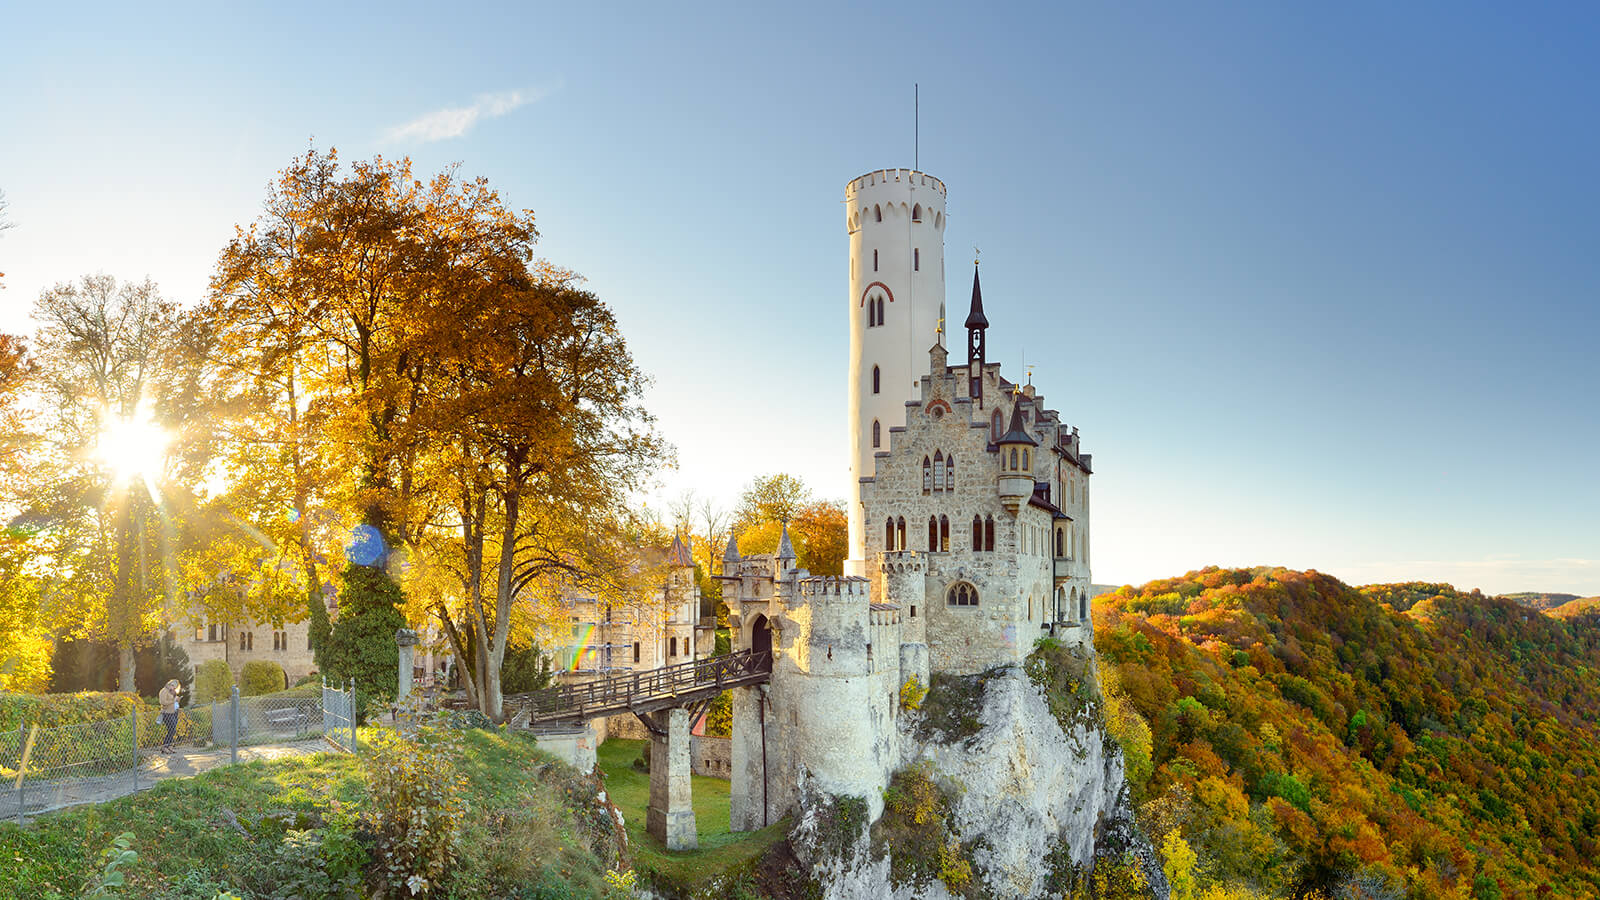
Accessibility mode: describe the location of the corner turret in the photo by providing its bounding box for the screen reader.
[996,397,1036,513]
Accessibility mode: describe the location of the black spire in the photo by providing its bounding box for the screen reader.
[964,265,989,328]
[966,262,988,407]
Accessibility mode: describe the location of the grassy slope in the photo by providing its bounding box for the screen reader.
[596,739,788,894]
[0,728,618,898]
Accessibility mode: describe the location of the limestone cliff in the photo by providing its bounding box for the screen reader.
[790,642,1166,899]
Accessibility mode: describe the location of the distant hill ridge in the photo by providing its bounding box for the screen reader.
[1095,566,1600,898]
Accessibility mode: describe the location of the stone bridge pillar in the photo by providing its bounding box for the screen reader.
[646,707,698,850]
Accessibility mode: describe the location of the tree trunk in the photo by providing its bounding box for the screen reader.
[117,641,136,694]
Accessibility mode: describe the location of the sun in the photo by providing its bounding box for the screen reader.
[98,408,171,487]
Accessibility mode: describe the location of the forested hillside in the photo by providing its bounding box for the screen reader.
[1095,568,1600,899]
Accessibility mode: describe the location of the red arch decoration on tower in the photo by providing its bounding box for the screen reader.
[858,281,895,307]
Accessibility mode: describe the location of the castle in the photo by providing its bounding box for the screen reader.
[707,168,1096,834]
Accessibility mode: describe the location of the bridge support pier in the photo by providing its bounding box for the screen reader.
[646,707,698,850]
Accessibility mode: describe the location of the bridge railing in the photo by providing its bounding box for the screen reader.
[511,649,771,722]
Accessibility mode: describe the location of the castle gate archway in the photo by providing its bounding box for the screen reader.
[751,614,773,672]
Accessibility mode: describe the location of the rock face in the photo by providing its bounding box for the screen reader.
[791,657,1166,900]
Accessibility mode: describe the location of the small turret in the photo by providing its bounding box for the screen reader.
[996,397,1037,513]
[776,520,797,569]
[723,531,742,566]
[668,533,693,568]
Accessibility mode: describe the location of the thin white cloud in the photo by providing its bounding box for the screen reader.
[384,85,556,143]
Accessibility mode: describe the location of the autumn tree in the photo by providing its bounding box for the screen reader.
[0,333,51,690]
[729,473,847,575]
[27,276,188,690]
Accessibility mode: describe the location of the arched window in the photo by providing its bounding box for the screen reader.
[991,409,1003,442]
[984,516,995,551]
[947,582,979,607]
[872,419,881,448]
[939,515,950,551]
[1009,448,1018,470]
[935,211,942,228]
[932,451,944,491]
[912,203,922,222]
[927,516,938,551]
[1081,592,1089,621]
[945,454,955,492]
[874,205,881,223]
[1022,449,1030,470]
[885,517,895,551]
[872,365,880,394]
[876,296,885,323]
[972,514,983,551]
[1055,527,1064,558]
[922,457,932,494]
[896,516,906,550]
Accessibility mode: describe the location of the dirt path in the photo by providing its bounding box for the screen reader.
[8,738,333,823]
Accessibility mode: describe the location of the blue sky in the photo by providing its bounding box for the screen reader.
[2,2,1596,595]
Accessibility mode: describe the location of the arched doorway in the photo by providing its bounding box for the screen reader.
[751,614,773,672]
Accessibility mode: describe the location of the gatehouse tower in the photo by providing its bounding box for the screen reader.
[845,169,947,575]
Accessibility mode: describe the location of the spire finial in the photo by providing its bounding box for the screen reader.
[974,246,981,266]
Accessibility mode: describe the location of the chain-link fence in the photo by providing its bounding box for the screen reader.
[3,684,352,824]
[322,679,356,754]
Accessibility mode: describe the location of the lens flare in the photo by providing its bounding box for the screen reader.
[97,407,170,491]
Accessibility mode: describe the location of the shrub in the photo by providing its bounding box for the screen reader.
[0,691,142,731]
[899,674,927,711]
[193,660,235,704]
[364,704,468,897]
[324,563,407,717]
[240,660,287,696]
[501,644,553,695]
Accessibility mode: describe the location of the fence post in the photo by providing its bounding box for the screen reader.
[348,678,357,754]
[230,685,240,765]
[15,723,23,826]
[129,708,139,792]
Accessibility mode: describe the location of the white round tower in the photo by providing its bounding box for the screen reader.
[845,169,947,574]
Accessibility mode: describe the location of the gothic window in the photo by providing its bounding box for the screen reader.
[972,514,983,551]
[927,516,938,551]
[947,582,979,607]
[984,516,996,551]
[932,451,944,491]
[914,247,920,270]
[239,631,247,651]
[1081,591,1089,621]
[876,296,885,323]
[912,203,922,222]
[991,409,1003,442]
[945,454,954,492]
[1009,448,1018,471]
[1055,527,1064,558]
[922,457,932,494]
[885,518,895,551]
[872,365,880,393]
[874,205,882,223]
[939,515,950,551]
[1022,449,1030,470]
[897,517,906,551]
[872,419,881,448]
[867,300,875,327]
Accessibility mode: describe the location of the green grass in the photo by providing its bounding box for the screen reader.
[0,727,624,899]
[596,738,788,893]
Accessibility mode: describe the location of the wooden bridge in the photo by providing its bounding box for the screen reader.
[506,648,772,735]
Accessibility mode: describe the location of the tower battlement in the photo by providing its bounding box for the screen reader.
[798,575,871,599]
[878,550,926,575]
[845,168,947,197]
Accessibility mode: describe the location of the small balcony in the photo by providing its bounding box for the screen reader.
[1054,558,1075,581]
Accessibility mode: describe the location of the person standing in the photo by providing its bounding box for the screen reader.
[159,679,182,754]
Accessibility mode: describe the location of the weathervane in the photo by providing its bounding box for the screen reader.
[974,246,981,266]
